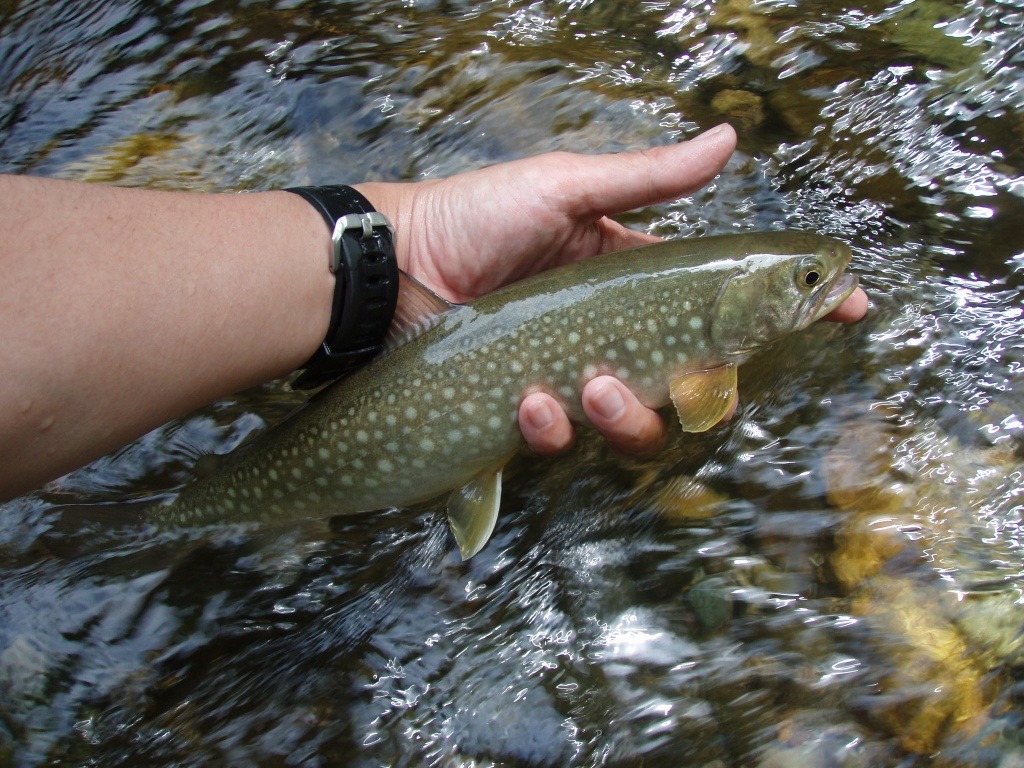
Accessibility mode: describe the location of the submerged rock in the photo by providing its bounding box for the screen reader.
[885,0,983,70]
[850,577,991,755]
[711,89,765,128]
[642,474,730,522]
[706,0,781,67]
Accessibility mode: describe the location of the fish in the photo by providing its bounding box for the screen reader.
[157,231,857,559]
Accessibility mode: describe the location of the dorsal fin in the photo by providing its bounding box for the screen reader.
[384,270,461,352]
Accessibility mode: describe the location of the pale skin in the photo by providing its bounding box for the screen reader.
[0,123,867,501]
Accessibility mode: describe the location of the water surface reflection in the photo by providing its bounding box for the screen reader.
[3,0,1024,765]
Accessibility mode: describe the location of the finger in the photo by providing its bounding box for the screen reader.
[519,392,575,455]
[567,124,737,220]
[721,391,739,423]
[582,377,666,457]
[822,286,868,324]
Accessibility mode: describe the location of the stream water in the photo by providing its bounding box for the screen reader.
[3,0,1024,765]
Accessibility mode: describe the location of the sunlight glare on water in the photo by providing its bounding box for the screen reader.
[2,0,1024,765]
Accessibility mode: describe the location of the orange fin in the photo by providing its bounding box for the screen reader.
[669,365,738,432]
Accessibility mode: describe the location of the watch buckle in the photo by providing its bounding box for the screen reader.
[330,213,395,273]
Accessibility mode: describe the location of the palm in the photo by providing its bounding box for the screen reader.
[362,131,738,303]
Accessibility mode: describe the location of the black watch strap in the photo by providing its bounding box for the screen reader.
[285,185,399,389]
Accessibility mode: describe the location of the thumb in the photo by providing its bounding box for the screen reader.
[565,123,737,219]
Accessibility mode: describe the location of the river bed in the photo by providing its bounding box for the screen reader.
[2,1,1024,765]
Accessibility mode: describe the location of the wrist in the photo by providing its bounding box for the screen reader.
[283,185,400,388]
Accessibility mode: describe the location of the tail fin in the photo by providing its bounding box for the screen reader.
[39,499,154,559]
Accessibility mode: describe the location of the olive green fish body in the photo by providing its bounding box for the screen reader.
[162,232,856,557]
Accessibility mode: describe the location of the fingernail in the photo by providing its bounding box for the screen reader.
[690,123,729,144]
[591,382,626,421]
[527,399,555,431]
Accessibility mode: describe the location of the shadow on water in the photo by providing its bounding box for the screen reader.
[3,0,1024,765]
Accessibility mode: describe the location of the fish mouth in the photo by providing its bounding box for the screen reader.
[812,272,859,322]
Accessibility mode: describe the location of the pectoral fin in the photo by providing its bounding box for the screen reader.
[447,464,506,560]
[669,365,738,432]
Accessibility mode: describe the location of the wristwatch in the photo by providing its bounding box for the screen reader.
[285,185,399,389]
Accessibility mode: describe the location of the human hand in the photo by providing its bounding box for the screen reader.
[356,124,868,457]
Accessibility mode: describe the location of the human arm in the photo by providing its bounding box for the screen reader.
[0,124,867,500]
[0,175,338,499]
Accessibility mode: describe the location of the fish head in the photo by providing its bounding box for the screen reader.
[709,234,857,356]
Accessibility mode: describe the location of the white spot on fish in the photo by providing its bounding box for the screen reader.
[420,438,436,452]
[568,331,580,344]
[487,415,503,430]
[624,339,638,353]
[689,317,703,330]
[356,430,369,444]
[651,350,665,365]
[405,406,417,420]
[378,458,394,473]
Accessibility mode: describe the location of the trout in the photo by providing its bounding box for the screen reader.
[160,231,857,558]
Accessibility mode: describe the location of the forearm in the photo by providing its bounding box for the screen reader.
[0,175,335,499]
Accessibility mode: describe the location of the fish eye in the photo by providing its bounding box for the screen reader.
[796,259,825,290]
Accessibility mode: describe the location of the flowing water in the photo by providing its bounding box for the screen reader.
[3,0,1024,765]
